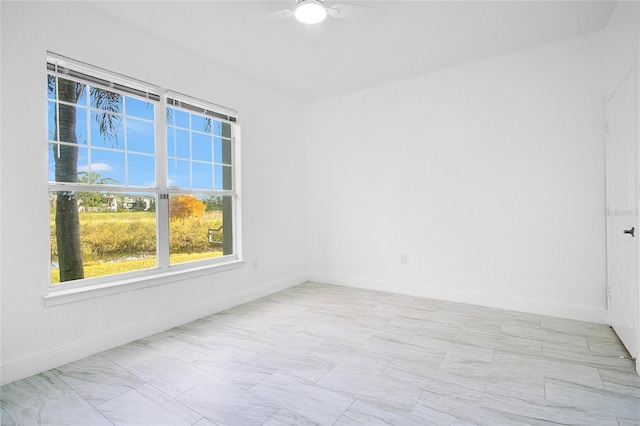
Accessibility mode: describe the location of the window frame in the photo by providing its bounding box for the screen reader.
[45,53,243,300]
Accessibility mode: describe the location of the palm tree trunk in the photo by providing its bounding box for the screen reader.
[54,79,84,281]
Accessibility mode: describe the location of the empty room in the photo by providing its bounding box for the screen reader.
[1,0,639,424]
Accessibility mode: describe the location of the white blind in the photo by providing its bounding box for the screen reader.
[167,92,238,123]
[47,52,161,102]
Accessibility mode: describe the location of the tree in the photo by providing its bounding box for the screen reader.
[131,198,148,212]
[50,76,121,282]
[169,195,206,220]
[202,195,223,211]
[76,172,120,210]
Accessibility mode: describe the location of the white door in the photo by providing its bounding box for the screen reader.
[606,68,639,360]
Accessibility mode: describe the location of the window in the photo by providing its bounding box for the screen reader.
[47,54,240,288]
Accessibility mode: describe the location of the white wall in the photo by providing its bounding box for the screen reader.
[0,2,308,384]
[306,32,608,322]
[605,0,640,99]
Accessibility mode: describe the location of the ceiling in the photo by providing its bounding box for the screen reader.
[86,1,616,103]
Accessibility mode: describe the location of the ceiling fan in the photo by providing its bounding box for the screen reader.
[269,0,386,25]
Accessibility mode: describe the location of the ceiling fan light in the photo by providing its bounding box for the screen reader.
[295,0,327,24]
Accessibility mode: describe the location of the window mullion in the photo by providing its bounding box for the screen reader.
[156,92,170,270]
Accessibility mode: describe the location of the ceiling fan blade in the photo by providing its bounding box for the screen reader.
[327,3,387,22]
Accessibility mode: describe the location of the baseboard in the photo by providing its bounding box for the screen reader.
[1,273,306,386]
[307,272,608,324]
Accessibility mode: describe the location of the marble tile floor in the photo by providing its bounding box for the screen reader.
[2,282,639,425]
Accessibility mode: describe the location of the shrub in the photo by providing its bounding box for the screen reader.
[169,195,205,220]
[50,210,222,265]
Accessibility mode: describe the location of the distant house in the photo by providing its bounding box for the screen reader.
[51,192,154,213]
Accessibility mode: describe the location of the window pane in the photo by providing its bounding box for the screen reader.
[48,75,56,99]
[213,137,232,165]
[48,144,57,182]
[91,111,124,148]
[221,122,231,138]
[126,96,154,120]
[76,107,89,145]
[90,87,123,113]
[77,85,88,106]
[192,162,213,190]
[169,194,233,265]
[214,165,232,190]
[50,104,88,144]
[48,101,56,140]
[166,108,233,192]
[128,154,155,187]
[167,107,174,126]
[191,114,210,134]
[175,109,189,128]
[48,144,89,183]
[209,120,231,137]
[126,118,155,154]
[91,148,125,184]
[55,77,83,103]
[175,129,190,159]
[192,132,212,162]
[50,191,157,284]
[167,127,176,157]
[167,159,190,188]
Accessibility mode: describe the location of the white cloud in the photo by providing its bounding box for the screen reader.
[78,162,113,172]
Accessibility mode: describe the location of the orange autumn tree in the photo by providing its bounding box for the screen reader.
[169,195,206,220]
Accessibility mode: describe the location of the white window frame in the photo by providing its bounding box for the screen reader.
[44,53,243,305]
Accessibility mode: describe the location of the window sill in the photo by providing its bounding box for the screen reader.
[43,259,245,307]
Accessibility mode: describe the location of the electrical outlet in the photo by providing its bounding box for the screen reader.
[400,254,408,265]
[253,259,259,269]
[425,258,431,266]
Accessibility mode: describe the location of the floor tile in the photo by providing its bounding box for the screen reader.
[544,378,640,420]
[127,355,213,397]
[191,348,275,390]
[146,333,217,363]
[101,340,165,370]
[491,349,604,389]
[414,390,528,426]
[480,387,619,425]
[501,320,589,347]
[334,399,423,426]
[250,371,354,425]
[175,376,281,425]
[317,365,423,415]
[249,349,335,382]
[358,335,445,366]
[409,334,495,362]
[54,354,146,406]
[1,371,111,425]
[96,383,201,425]
[262,408,321,426]
[543,340,635,371]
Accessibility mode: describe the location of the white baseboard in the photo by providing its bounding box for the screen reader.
[307,272,608,324]
[1,273,306,386]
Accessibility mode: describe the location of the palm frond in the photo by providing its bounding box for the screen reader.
[203,117,212,134]
[47,75,55,97]
[90,87,122,146]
